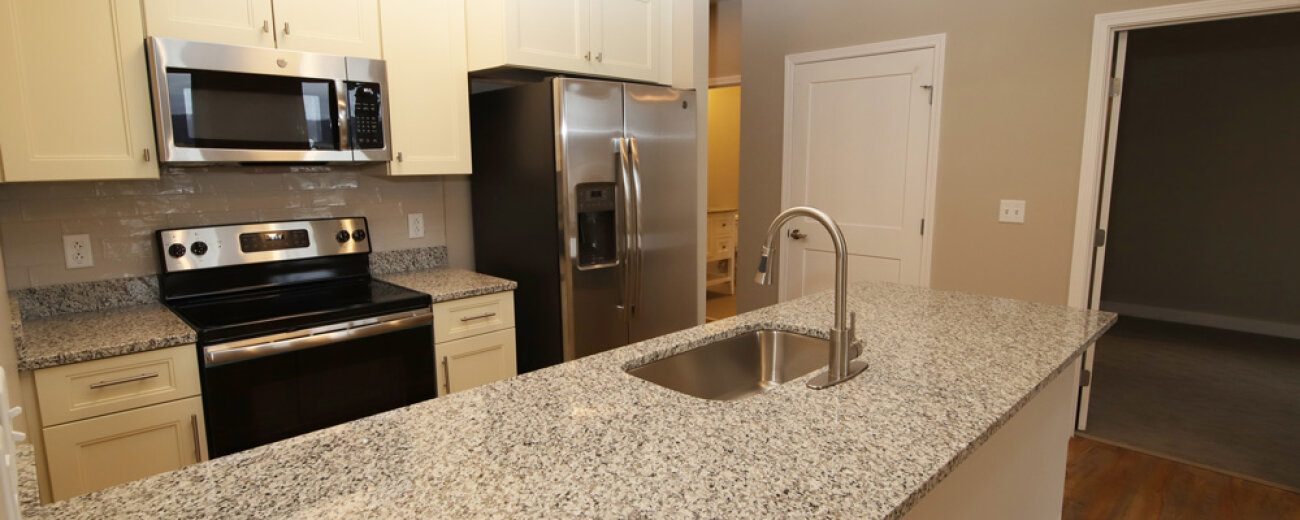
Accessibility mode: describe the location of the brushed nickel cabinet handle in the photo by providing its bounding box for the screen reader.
[396,152,403,162]
[596,52,603,62]
[190,414,202,462]
[88,372,158,389]
[142,148,151,162]
[283,22,290,35]
[459,312,497,322]
[441,357,451,394]
[262,20,270,33]
[584,51,591,61]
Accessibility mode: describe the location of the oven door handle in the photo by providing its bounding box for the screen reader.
[203,310,432,366]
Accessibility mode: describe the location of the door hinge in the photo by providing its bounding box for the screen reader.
[921,84,934,104]
[920,219,925,235]
[1094,228,1107,248]
[1108,77,1123,98]
[1080,368,1093,387]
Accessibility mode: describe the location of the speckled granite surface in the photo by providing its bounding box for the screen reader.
[369,246,448,276]
[376,268,516,303]
[15,304,195,371]
[14,277,159,320]
[17,443,39,510]
[22,282,1114,519]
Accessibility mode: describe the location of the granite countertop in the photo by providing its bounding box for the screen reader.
[15,304,196,371]
[23,282,1114,519]
[376,268,517,303]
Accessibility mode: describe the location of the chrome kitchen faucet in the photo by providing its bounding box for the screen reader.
[755,207,868,389]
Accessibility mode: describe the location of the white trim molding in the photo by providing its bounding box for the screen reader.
[1067,0,1300,310]
[708,75,741,87]
[778,34,947,301]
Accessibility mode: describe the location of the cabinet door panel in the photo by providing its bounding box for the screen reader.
[505,0,590,73]
[43,396,206,501]
[438,329,517,396]
[381,0,472,175]
[272,0,381,59]
[591,0,658,81]
[0,0,157,181]
[143,0,276,47]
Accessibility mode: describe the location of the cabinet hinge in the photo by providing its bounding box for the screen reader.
[1080,368,1093,387]
[1094,228,1107,248]
[1108,77,1123,98]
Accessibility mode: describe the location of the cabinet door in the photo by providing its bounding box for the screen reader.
[271,0,381,59]
[437,329,517,396]
[380,0,472,175]
[43,396,206,501]
[0,0,157,181]
[590,0,659,82]
[504,0,591,73]
[143,0,276,47]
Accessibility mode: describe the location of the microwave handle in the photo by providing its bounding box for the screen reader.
[336,79,350,151]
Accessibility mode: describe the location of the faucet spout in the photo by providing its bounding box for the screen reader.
[754,206,868,390]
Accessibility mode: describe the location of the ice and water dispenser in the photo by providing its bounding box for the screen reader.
[575,182,618,268]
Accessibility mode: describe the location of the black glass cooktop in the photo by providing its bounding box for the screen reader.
[167,278,431,345]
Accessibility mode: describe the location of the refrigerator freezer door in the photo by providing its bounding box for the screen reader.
[556,78,631,360]
[624,83,700,342]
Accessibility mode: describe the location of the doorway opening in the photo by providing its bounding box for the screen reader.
[1076,10,1300,491]
[705,0,741,322]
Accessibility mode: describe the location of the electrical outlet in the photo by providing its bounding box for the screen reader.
[408,213,425,239]
[999,200,1026,224]
[63,234,94,269]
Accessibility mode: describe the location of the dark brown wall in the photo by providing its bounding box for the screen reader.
[1100,13,1300,326]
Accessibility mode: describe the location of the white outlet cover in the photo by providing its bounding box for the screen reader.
[62,234,94,269]
[408,213,425,239]
[999,200,1026,224]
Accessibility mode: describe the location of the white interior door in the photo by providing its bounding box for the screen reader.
[782,47,935,299]
[1077,31,1129,431]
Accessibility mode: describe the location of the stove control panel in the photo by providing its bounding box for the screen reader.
[157,217,369,272]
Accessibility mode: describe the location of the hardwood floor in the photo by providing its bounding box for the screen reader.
[1063,437,1300,520]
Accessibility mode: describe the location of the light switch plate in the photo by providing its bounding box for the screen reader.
[999,200,1026,224]
[63,234,94,269]
[408,213,425,239]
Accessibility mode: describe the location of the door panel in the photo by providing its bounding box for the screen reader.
[591,0,658,81]
[506,0,590,73]
[625,83,698,342]
[438,329,518,396]
[271,0,381,59]
[557,79,628,359]
[784,48,934,298]
[143,0,276,47]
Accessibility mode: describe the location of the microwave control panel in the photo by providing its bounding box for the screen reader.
[346,82,384,150]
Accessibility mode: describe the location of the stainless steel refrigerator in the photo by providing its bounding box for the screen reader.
[470,77,699,373]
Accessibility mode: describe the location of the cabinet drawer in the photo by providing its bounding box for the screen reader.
[35,345,201,427]
[437,328,517,396]
[433,291,515,343]
[43,396,205,501]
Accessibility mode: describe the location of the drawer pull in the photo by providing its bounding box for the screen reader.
[459,312,497,322]
[190,414,201,462]
[441,357,451,394]
[88,372,159,389]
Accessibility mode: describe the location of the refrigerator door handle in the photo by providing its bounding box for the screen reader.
[617,137,638,315]
[628,136,645,316]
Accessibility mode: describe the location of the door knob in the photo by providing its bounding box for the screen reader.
[789,229,807,240]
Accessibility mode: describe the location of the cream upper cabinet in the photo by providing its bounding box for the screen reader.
[142,0,277,48]
[590,0,658,81]
[380,0,472,175]
[468,0,663,83]
[0,0,157,182]
[272,0,382,59]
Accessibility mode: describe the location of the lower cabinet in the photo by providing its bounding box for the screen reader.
[437,328,517,396]
[42,396,206,501]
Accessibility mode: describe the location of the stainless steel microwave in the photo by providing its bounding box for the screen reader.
[146,37,390,164]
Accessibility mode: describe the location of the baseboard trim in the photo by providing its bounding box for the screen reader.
[1074,433,1300,494]
[1100,301,1300,340]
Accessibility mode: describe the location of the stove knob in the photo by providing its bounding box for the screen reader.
[351,229,367,242]
[167,243,187,258]
[191,241,209,255]
[336,230,351,243]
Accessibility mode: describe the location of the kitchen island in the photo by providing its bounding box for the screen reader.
[22,281,1113,519]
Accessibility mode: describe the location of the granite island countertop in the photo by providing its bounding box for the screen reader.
[22,282,1114,519]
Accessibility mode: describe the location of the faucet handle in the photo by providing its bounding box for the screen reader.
[849,312,857,337]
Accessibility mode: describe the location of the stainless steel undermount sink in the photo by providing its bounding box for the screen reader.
[626,330,864,401]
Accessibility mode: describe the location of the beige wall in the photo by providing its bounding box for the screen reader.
[707,86,742,211]
[737,0,1185,312]
[709,0,742,80]
[0,166,469,289]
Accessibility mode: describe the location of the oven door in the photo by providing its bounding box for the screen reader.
[200,310,435,458]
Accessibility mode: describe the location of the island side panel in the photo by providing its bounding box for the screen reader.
[901,358,1081,520]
